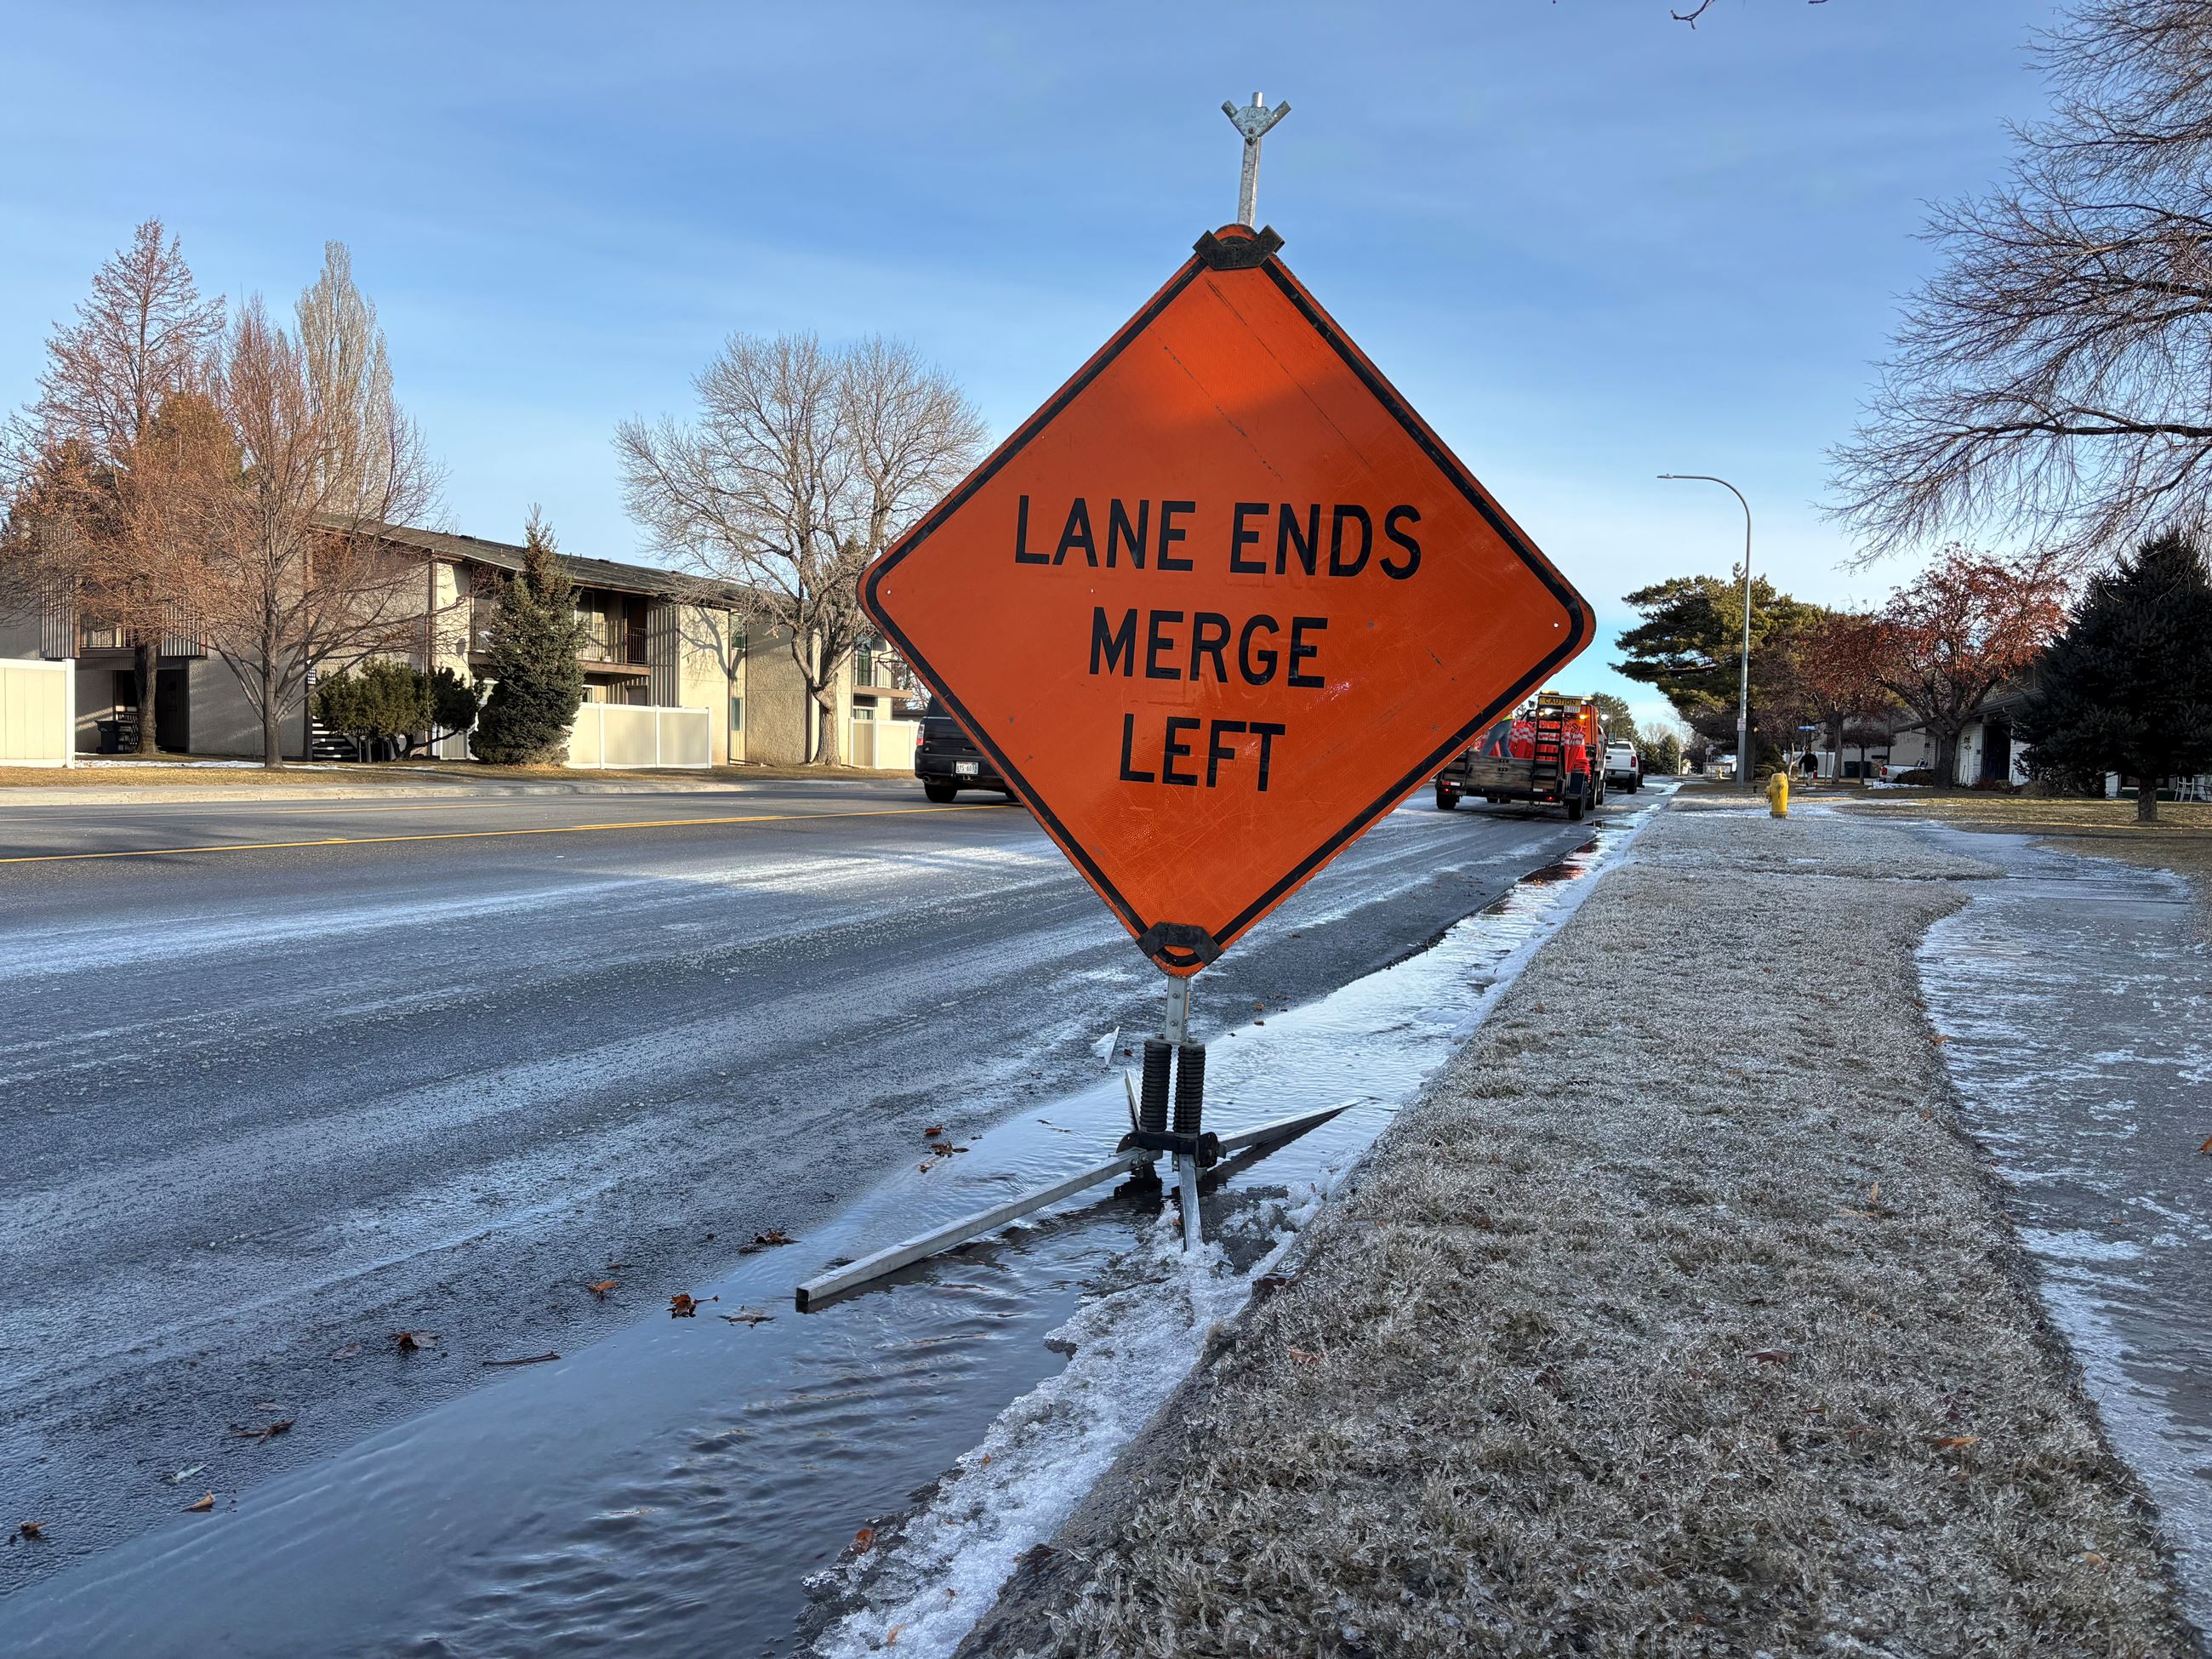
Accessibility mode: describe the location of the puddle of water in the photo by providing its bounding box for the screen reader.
[0,795,1669,1659]
[1917,830,2212,1633]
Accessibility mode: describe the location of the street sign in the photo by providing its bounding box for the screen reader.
[862,225,1593,975]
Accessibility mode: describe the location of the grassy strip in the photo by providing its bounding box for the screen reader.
[967,810,2192,1657]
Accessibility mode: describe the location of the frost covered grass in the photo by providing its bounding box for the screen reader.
[972,810,2194,1657]
[1850,795,2212,938]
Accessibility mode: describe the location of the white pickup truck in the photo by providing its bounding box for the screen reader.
[1603,741,1643,792]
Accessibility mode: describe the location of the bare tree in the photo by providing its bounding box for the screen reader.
[1833,0,2212,564]
[2,219,224,750]
[199,252,439,767]
[617,332,984,764]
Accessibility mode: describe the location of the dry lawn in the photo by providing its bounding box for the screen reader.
[967,810,2194,1658]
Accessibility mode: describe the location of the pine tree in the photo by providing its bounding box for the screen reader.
[2020,529,2212,822]
[471,510,586,766]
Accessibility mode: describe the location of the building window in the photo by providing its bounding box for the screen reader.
[852,699,876,721]
[730,695,744,733]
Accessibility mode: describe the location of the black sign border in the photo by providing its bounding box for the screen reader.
[862,237,1592,972]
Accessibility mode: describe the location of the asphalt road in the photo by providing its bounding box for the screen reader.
[0,776,1606,1595]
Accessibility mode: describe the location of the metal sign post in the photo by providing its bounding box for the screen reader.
[1223,93,1291,229]
[803,95,1594,1307]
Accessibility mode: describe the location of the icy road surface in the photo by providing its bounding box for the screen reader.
[0,778,1616,1611]
[1919,828,2212,1632]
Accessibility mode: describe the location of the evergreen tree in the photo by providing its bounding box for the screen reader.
[471,510,586,766]
[2020,529,2212,822]
[312,659,433,755]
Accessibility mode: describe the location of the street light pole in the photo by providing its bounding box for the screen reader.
[1658,474,1754,790]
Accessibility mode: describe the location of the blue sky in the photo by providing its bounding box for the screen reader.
[0,1,2054,731]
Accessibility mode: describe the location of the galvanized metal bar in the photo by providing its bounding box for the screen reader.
[1211,1099,1354,1155]
[795,1150,1143,1311]
[1222,92,1291,228]
[1177,1152,1202,1250]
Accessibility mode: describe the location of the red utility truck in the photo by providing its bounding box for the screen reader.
[1433,692,1607,820]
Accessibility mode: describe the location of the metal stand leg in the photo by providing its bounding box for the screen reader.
[1159,975,1206,1251]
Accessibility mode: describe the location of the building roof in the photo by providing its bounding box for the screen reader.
[346,520,754,607]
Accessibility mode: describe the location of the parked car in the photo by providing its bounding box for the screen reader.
[1878,758,1933,784]
[915,712,1012,801]
[1603,741,1642,793]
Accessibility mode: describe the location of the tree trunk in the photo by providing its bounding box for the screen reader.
[134,638,160,755]
[1932,727,1960,787]
[2137,778,2159,823]
[812,690,841,766]
[260,661,284,769]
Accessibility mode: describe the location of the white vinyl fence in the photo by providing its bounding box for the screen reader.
[564,704,711,769]
[0,658,74,767]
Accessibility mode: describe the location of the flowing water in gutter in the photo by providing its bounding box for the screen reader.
[2,793,1668,1659]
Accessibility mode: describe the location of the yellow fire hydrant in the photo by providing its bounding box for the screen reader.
[1765,769,1791,818]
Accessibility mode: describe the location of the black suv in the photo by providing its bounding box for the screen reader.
[915,712,1012,802]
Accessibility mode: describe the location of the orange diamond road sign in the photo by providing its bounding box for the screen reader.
[862,225,1593,975]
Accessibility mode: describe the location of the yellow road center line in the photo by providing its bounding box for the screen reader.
[0,802,1007,867]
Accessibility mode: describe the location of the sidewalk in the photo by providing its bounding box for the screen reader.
[0,761,898,807]
[959,804,2196,1657]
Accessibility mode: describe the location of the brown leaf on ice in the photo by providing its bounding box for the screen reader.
[16,1520,44,1541]
[1749,1349,1790,1365]
[852,1525,876,1553]
[922,1125,944,1138]
[2082,1550,2110,1566]
[589,1280,618,1297]
[483,1352,561,1367]
[1288,1345,1324,1365]
[392,1331,429,1354]
[749,1229,795,1249]
[670,1294,715,1318]
[231,1418,295,1441]
[183,1492,215,1514]
[2198,1137,2212,1154]
[887,1622,906,1645]
[1934,1434,1980,1451]
[720,1309,774,1326]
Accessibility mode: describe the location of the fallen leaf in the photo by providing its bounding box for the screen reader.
[1934,1434,1980,1451]
[588,1280,618,1297]
[1253,1018,1265,1025]
[1289,1345,1324,1365]
[2081,1550,2109,1566]
[393,1331,427,1354]
[1868,1182,1882,1206]
[483,1352,561,1367]
[979,1452,991,1466]
[750,1229,795,1249]
[16,1521,43,1541]
[1749,1349,1790,1365]
[669,1294,715,1318]
[231,1418,295,1441]
[1931,1033,1949,1045]
[922,1125,944,1138]
[720,1309,774,1326]
[2199,1137,2212,1155]
[328,1343,362,1360]
[183,1492,215,1514]
[853,1525,876,1553]
[164,1465,203,1485]
[887,1623,906,1646]
[1253,1274,1290,1298]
